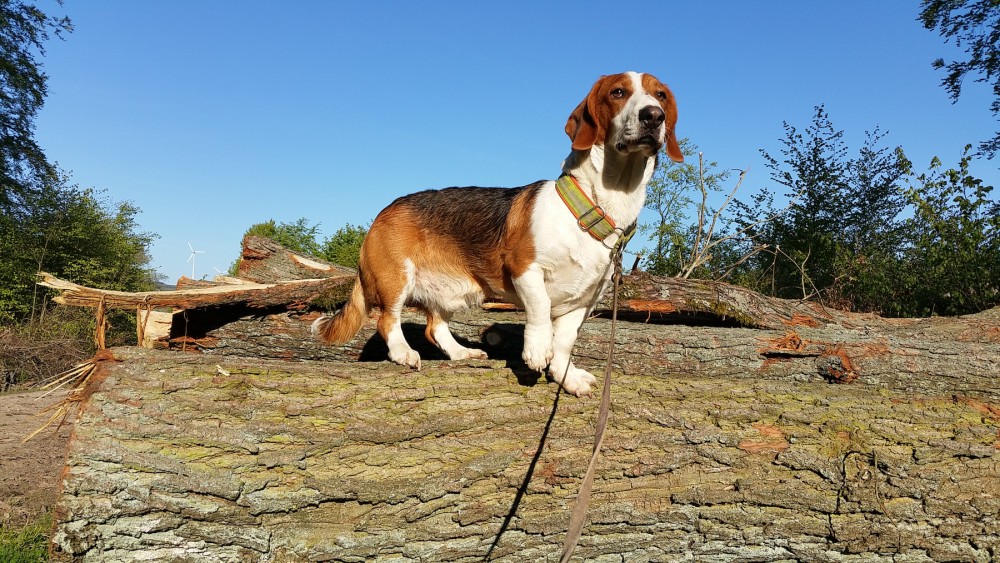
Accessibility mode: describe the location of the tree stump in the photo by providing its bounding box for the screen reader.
[51,303,1000,562]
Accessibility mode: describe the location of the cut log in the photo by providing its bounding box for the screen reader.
[38,236,360,349]
[37,272,354,312]
[53,345,1000,562]
[37,231,842,347]
[36,264,1000,400]
[136,309,172,348]
[236,234,356,283]
[603,271,843,329]
[195,234,846,331]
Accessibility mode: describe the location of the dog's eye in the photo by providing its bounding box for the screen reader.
[656,91,668,101]
[611,88,625,99]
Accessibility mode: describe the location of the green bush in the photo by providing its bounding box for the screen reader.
[0,513,52,563]
[319,224,367,270]
[230,218,367,274]
[899,149,998,316]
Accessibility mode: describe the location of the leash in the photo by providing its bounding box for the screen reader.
[559,237,627,562]
[488,176,633,560]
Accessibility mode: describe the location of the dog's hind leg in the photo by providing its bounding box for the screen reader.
[425,308,489,361]
[375,261,422,370]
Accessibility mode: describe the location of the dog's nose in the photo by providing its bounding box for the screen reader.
[639,105,665,128]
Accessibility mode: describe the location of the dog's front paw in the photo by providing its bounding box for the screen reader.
[522,325,553,372]
[389,348,422,371]
[522,340,553,372]
[554,366,598,397]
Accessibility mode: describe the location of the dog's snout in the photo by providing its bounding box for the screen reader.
[639,105,665,128]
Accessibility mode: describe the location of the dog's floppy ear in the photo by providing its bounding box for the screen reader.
[662,87,684,163]
[665,132,684,163]
[565,99,596,151]
[565,78,605,151]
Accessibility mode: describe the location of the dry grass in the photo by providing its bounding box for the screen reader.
[0,308,94,391]
[22,358,99,443]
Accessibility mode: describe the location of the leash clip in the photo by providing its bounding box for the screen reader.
[601,221,637,253]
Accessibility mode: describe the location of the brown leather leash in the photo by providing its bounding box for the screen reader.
[559,242,626,562]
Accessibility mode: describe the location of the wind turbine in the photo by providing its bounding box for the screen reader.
[186,242,206,279]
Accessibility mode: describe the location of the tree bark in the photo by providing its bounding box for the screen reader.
[52,304,1000,562]
[37,272,354,312]
[176,303,1000,401]
[38,238,1000,561]
[236,234,356,283]
[599,271,842,330]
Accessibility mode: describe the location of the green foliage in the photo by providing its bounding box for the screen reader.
[231,218,367,274]
[919,0,1000,158]
[830,149,999,317]
[245,217,322,256]
[1,0,72,213]
[731,106,997,317]
[900,148,999,316]
[0,176,157,325]
[0,513,52,563]
[737,106,909,302]
[641,139,731,275]
[0,1,146,381]
[757,106,852,296]
[319,223,367,269]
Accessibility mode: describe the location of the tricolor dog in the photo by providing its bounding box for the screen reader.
[313,71,682,396]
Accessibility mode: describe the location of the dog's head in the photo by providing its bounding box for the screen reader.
[564,72,683,162]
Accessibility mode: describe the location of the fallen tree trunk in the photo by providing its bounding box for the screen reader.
[37,272,354,312]
[53,344,1000,562]
[180,304,1000,401]
[602,272,841,329]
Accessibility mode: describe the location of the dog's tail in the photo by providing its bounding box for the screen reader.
[312,277,368,344]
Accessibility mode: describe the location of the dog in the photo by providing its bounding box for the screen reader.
[313,71,682,396]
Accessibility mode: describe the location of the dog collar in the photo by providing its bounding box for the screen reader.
[555,174,636,247]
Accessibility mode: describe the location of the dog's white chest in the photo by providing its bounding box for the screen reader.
[545,251,614,316]
[529,188,619,316]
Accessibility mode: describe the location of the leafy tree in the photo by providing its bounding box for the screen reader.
[919,0,1000,158]
[0,177,157,325]
[750,106,852,297]
[840,148,999,317]
[641,139,730,275]
[1,0,155,321]
[824,131,912,311]
[320,223,367,269]
[900,147,999,316]
[0,0,72,214]
[744,106,910,303]
[0,3,156,383]
[740,106,997,316]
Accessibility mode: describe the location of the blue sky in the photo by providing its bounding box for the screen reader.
[34,1,998,282]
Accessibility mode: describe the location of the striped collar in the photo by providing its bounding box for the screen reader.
[555,174,636,247]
